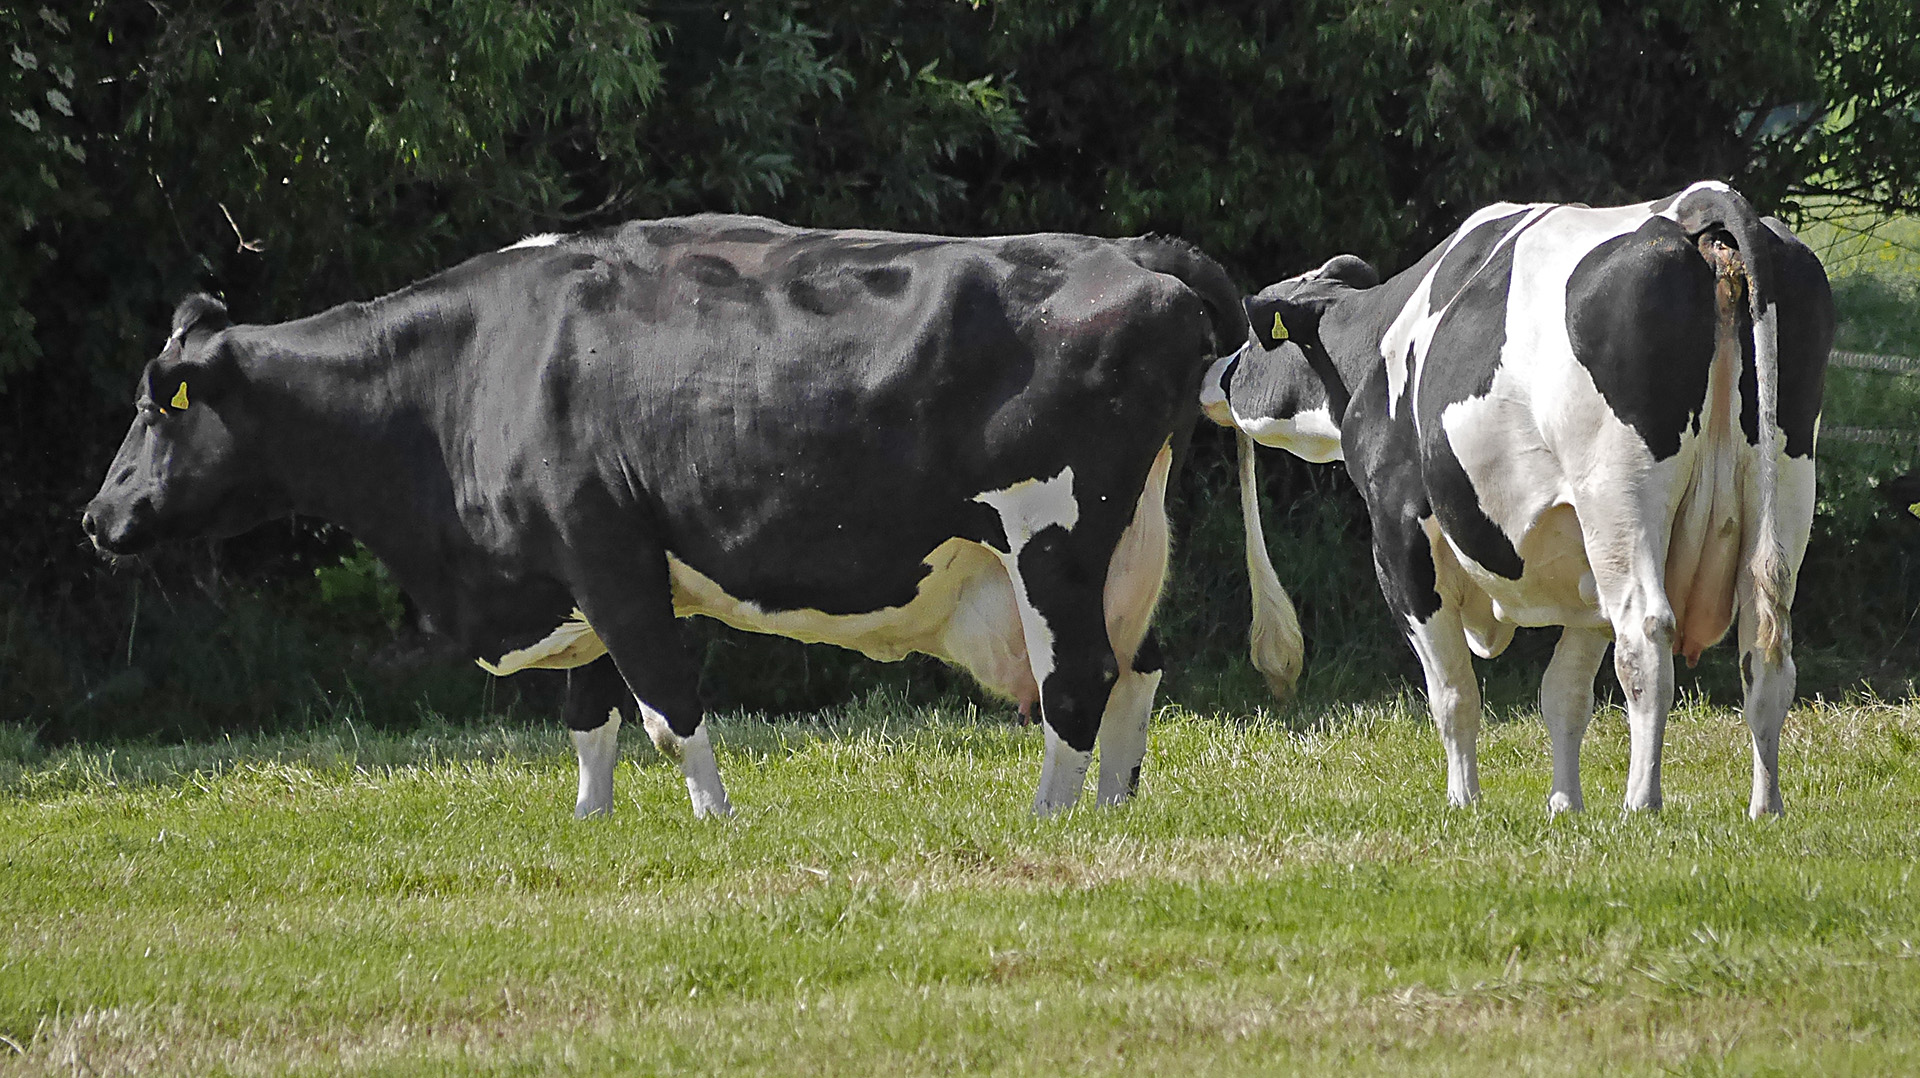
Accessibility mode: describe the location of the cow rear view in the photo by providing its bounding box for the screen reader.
[82,216,1262,819]
[1220,183,1832,816]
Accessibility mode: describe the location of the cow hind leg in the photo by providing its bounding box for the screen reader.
[1096,637,1162,805]
[566,534,731,819]
[1738,602,1794,818]
[1540,627,1609,814]
[1612,601,1676,813]
[1094,444,1173,806]
[564,658,632,818]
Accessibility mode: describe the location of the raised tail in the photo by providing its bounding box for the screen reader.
[1672,184,1791,663]
[1237,429,1304,698]
[1121,236,1251,355]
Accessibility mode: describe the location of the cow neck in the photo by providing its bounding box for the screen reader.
[231,311,478,618]
[1313,300,1380,422]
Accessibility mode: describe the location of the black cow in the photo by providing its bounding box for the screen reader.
[1212,183,1832,817]
[84,215,1265,818]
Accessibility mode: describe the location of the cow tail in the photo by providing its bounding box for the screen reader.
[1676,186,1790,663]
[1237,429,1304,698]
[1121,236,1248,355]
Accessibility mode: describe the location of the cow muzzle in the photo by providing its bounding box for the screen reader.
[81,496,156,557]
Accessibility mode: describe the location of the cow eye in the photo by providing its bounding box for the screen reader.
[136,401,161,425]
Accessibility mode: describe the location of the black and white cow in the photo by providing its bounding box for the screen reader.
[1211,182,1832,817]
[83,214,1275,818]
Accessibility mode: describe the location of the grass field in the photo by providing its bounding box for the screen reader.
[4,692,1918,1076]
[4,210,1917,1076]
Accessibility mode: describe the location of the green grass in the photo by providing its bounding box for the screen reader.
[3,692,1917,1075]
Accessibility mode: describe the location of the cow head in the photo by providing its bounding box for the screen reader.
[1239,255,1380,420]
[1242,254,1379,354]
[82,295,286,555]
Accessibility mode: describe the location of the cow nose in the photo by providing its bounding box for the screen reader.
[81,509,99,540]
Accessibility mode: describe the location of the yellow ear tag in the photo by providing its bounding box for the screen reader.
[1270,312,1290,341]
[1907,501,1920,519]
[170,382,190,410]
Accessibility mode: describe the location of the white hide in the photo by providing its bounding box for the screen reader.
[1380,203,1555,418]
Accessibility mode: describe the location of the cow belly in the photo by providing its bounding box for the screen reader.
[1437,503,1608,645]
[476,540,1040,705]
[666,540,1038,704]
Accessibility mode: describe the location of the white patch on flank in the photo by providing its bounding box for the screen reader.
[503,232,566,251]
[973,467,1079,555]
[571,709,621,818]
[1237,404,1343,463]
[973,467,1080,690]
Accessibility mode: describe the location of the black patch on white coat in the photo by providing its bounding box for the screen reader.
[1413,229,1525,580]
[1755,219,1833,458]
[1426,210,1532,309]
[1564,218,1717,460]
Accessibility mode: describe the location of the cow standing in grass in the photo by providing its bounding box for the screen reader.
[1211,183,1832,816]
[84,215,1282,819]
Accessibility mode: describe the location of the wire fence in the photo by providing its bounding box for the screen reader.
[1825,350,1920,449]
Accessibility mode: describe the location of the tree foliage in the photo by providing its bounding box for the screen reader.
[4,0,1917,731]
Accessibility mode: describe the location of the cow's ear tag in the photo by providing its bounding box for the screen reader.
[1270,312,1289,342]
[170,382,190,410]
[1907,501,1920,519]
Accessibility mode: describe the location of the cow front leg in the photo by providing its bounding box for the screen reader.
[566,538,730,819]
[1540,626,1609,814]
[564,659,632,818]
[998,531,1121,816]
[1403,606,1483,806]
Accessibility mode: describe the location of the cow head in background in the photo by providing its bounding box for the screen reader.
[82,294,285,555]
[1239,254,1381,422]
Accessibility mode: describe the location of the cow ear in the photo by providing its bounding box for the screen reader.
[170,293,230,340]
[1243,294,1297,351]
[147,337,238,414]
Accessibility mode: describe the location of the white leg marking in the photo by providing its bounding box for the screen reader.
[1095,668,1160,805]
[571,708,621,819]
[1033,721,1093,816]
[1540,627,1608,815]
[1738,599,1794,818]
[640,703,732,819]
[1403,608,1482,806]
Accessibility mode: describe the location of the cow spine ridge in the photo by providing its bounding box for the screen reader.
[1674,187,1790,663]
[1236,429,1304,697]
